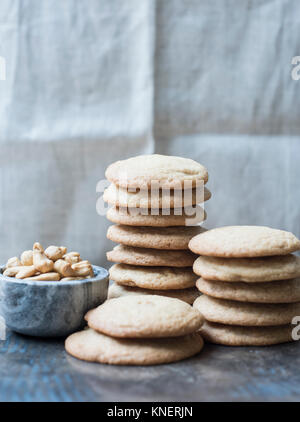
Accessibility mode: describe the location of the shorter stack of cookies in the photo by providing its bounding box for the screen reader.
[65,295,204,365]
[189,226,300,346]
[103,154,210,303]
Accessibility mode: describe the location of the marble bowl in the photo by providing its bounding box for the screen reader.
[0,265,108,337]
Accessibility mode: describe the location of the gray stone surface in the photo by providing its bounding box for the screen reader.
[0,266,108,337]
[0,327,300,402]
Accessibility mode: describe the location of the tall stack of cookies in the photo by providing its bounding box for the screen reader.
[189,226,300,346]
[102,154,211,303]
[66,295,204,365]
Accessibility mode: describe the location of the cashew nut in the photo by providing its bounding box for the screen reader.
[63,252,81,264]
[33,242,54,273]
[71,261,94,277]
[20,250,33,266]
[15,265,37,279]
[54,259,75,277]
[6,257,22,268]
[45,246,67,261]
[60,276,84,281]
[3,266,23,277]
[26,272,61,281]
[4,243,93,282]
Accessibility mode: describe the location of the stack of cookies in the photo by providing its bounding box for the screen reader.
[189,226,300,346]
[65,295,204,365]
[103,154,210,303]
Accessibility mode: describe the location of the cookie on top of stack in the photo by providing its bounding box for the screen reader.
[103,154,211,304]
[65,295,204,365]
[189,226,300,346]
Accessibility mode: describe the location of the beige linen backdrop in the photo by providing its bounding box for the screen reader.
[0,0,299,266]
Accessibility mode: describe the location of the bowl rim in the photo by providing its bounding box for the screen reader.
[0,264,109,287]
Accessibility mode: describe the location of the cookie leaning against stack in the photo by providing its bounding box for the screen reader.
[103,154,211,304]
[189,225,300,346]
[65,295,204,365]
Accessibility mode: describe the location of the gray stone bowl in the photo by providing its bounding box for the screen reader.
[0,265,108,337]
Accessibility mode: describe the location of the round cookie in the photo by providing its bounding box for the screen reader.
[106,205,207,227]
[200,321,293,346]
[107,224,206,250]
[105,154,208,189]
[193,254,300,282]
[107,245,197,267]
[65,328,204,365]
[189,226,300,257]
[196,277,300,303]
[109,264,197,290]
[193,295,300,326]
[108,282,200,304]
[86,295,204,338]
[103,183,211,209]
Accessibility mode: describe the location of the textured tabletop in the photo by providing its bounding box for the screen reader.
[0,327,300,402]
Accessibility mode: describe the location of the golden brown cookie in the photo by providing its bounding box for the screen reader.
[196,277,300,303]
[105,154,208,189]
[103,183,211,209]
[65,328,204,365]
[193,295,300,326]
[86,295,204,338]
[108,282,199,304]
[189,226,300,257]
[109,264,197,290]
[193,254,300,282]
[106,205,206,227]
[200,321,293,346]
[107,245,197,267]
[107,224,206,250]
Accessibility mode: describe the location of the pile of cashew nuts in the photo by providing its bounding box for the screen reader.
[3,243,94,281]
